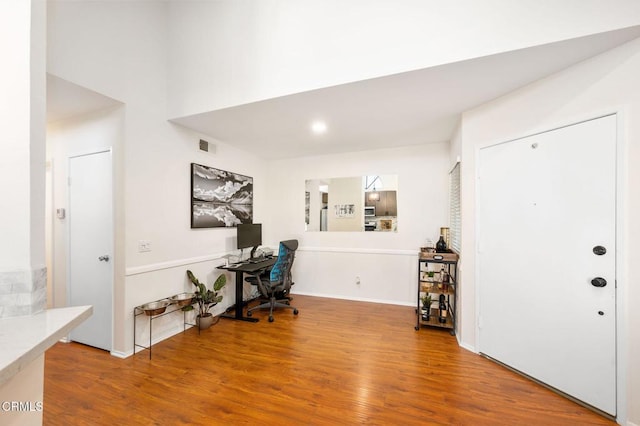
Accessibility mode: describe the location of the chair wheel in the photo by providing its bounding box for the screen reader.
[268,316,274,322]
[293,309,299,315]
[247,311,252,317]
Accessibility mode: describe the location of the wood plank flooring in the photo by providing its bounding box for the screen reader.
[44,295,614,425]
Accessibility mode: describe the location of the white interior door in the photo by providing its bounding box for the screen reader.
[478,115,617,415]
[68,150,113,351]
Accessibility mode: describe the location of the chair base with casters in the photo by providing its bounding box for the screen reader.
[244,239,299,322]
[246,295,298,322]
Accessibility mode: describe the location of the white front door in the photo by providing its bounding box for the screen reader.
[68,150,113,351]
[478,115,617,415]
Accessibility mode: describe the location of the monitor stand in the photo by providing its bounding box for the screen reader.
[249,245,259,260]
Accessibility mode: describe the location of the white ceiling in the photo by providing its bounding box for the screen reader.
[47,75,121,124]
[46,27,640,158]
[171,26,640,160]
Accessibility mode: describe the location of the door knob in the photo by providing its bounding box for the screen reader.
[98,255,110,262]
[593,246,607,256]
[591,277,607,287]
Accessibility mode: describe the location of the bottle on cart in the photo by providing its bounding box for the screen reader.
[442,268,449,292]
[438,294,447,324]
[436,235,447,253]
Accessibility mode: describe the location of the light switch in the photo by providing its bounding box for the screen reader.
[138,240,151,252]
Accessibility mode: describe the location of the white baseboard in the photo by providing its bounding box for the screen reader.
[58,337,131,359]
[458,341,477,354]
[110,350,131,359]
[74,323,197,359]
[292,290,414,307]
[129,323,195,358]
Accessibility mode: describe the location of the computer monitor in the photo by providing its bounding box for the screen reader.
[237,223,262,259]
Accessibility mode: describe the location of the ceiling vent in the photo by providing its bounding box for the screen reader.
[199,139,215,154]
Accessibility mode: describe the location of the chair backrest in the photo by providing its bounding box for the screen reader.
[269,240,298,289]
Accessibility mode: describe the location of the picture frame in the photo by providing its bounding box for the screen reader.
[334,204,355,218]
[190,163,253,228]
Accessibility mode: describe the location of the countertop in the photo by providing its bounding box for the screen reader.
[0,306,92,386]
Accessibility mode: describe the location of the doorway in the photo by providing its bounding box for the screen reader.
[68,149,113,351]
[477,115,617,416]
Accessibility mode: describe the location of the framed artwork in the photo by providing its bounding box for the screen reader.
[191,163,253,228]
[334,204,355,218]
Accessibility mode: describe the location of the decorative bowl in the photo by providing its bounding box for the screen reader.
[139,300,170,316]
[169,292,195,307]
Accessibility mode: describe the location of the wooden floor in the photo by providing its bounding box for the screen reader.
[44,295,614,425]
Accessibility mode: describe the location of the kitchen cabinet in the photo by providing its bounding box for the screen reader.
[364,190,397,216]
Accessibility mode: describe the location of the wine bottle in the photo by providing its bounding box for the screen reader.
[436,235,447,253]
[442,268,449,292]
[438,294,447,324]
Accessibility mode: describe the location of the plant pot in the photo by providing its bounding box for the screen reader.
[197,314,214,330]
[421,308,431,321]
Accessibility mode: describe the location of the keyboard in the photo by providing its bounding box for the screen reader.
[249,255,273,264]
[222,257,275,271]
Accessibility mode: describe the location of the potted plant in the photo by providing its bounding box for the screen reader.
[186,270,226,330]
[421,293,432,321]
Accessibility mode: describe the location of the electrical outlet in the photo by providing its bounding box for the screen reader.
[138,240,151,252]
[355,276,361,285]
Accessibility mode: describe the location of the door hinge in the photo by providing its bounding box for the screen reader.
[68,177,71,186]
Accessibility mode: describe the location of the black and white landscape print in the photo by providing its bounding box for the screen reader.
[191,163,253,228]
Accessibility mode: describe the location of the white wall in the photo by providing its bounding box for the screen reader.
[45,6,640,420]
[47,1,269,355]
[167,0,640,118]
[268,143,450,305]
[0,0,46,271]
[457,36,640,425]
[0,0,47,318]
[0,0,46,418]
[122,128,269,355]
[46,106,125,310]
[0,0,31,269]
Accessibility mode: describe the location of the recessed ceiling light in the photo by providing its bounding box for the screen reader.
[311,121,327,134]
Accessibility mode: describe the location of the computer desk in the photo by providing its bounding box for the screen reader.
[217,257,276,322]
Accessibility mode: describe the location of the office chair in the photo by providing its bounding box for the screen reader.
[245,239,299,322]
